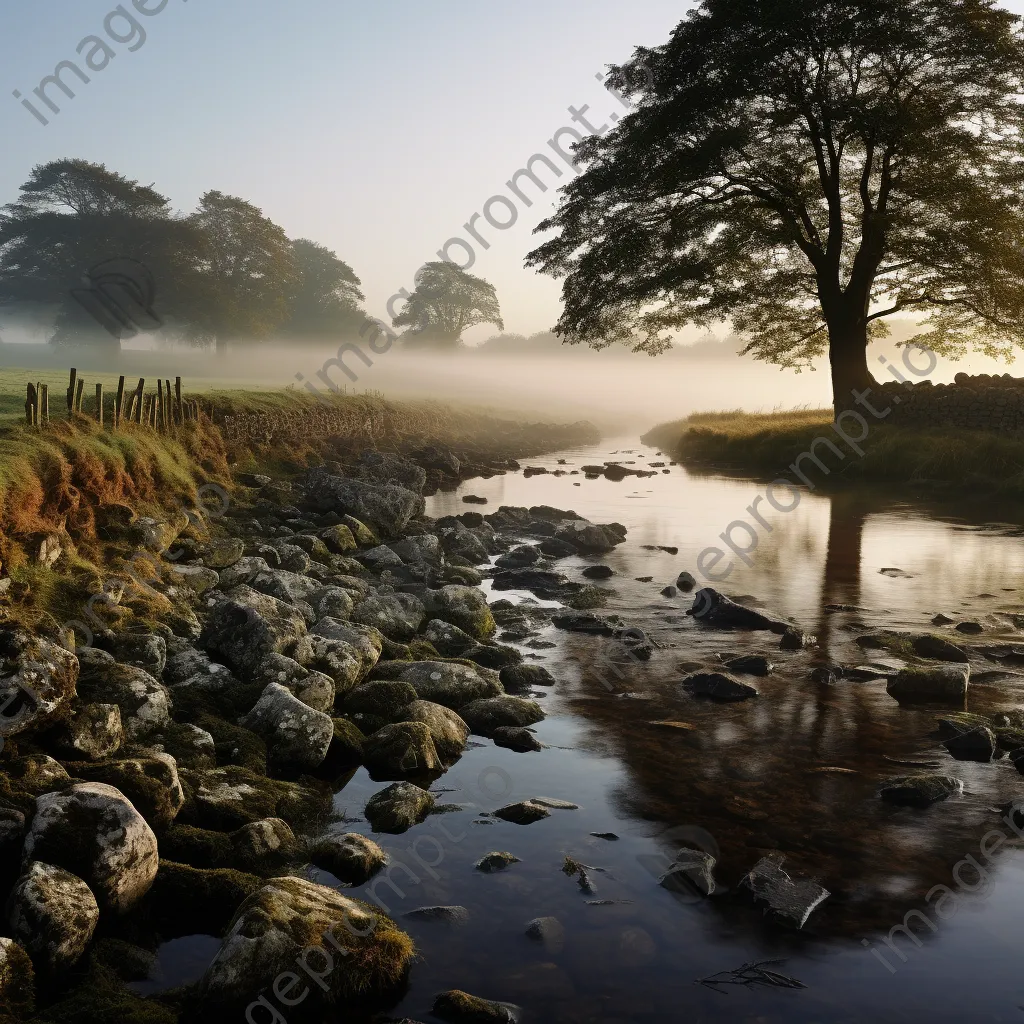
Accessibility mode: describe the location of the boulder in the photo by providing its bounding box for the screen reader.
[359,544,405,571]
[942,726,996,762]
[200,876,413,1008]
[493,800,550,825]
[659,849,717,897]
[319,524,358,555]
[474,851,520,872]
[887,664,970,704]
[402,700,469,761]
[310,832,387,884]
[166,564,221,595]
[56,703,123,760]
[305,636,364,696]
[423,619,478,657]
[912,634,969,663]
[550,612,616,636]
[304,468,422,539]
[0,627,79,739]
[390,535,443,567]
[362,722,440,778]
[24,783,159,913]
[459,696,545,737]
[364,782,435,834]
[67,754,185,829]
[433,990,521,1024]
[741,855,829,929]
[554,520,614,553]
[539,537,579,558]
[7,861,99,972]
[499,664,555,692]
[216,556,272,591]
[240,683,334,771]
[179,766,328,831]
[127,512,189,553]
[200,586,308,677]
[492,727,542,752]
[346,679,419,719]
[525,916,565,953]
[4,755,69,798]
[411,444,460,475]
[354,451,427,494]
[396,662,503,710]
[108,633,166,677]
[435,521,490,564]
[198,537,246,569]
[353,592,425,641]
[76,662,170,741]
[0,937,34,1017]
[424,586,495,639]
[879,774,963,807]
[689,589,789,632]
[682,671,759,702]
[310,619,383,681]
[253,654,335,713]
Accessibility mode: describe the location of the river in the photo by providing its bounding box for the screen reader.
[147,435,1024,1022]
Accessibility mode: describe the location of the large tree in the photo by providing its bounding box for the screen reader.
[526,0,1024,413]
[393,261,503,347]
[0,159,192,351]
[184,191,295,353]
[281,239,365,339]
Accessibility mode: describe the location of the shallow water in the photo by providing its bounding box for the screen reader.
[151,436,1024,1022]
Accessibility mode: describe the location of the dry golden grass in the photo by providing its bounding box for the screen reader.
[643,407,1024,494]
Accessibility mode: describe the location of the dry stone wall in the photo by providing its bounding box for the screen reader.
[877,373,1024,435]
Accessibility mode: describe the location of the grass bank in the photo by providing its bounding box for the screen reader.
[0,380,597,629]
[642,408,1024,495]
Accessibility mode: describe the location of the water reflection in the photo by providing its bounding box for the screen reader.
[415,437,1024,1021]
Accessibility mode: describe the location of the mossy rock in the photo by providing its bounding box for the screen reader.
[139,861,262,938]
[179,765,330,831]
[160,824,233,870]
[171,709,267,774]
[90,939,157,983]
[65,757,183,831]
[0,938,34,1023]
[200,876,413,1010]
[564,585,610,610]
[343,681,418,720]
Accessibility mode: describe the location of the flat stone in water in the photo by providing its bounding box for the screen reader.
[530,796,579,809]
[404,905,469,925]
[682,671,759,702]
[475,851,521,872]
[493,800,550,825]
[879,774,963,807]
[741,855,829,929]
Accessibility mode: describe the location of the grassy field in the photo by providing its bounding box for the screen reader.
[643,407,1024,495]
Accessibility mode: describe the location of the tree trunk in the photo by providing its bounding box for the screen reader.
[215,335,228,357]
[827,322,875,417]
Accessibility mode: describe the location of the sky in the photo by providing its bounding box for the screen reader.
[0,0,694,343]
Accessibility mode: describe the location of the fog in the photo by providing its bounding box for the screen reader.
[2,324,1017,431]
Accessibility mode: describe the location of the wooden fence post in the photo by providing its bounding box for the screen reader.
[34,381,41,427]
[67,368,76,416]
[115,376,125,428]
[95,383,103,427]
[40,384,48,425]
[74,378,84,413]
[25,383,35,425]
[134,379,145,423]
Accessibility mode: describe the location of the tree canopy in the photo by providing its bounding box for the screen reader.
[393,261,503,347]
[0,159,193,349]
[281,239,365,339]
[0,161,368,354]
[526,0,1024,410]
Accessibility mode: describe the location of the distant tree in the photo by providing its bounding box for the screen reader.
[526,0,1024,413]
[184,191,295,353]
[393,262,503,348]
[0,159,189,352]
[281,239,365,338]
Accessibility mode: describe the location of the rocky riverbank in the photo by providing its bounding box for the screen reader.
[0,429,644,1024]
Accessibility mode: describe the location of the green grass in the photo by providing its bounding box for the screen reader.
[643,408,1024,495]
